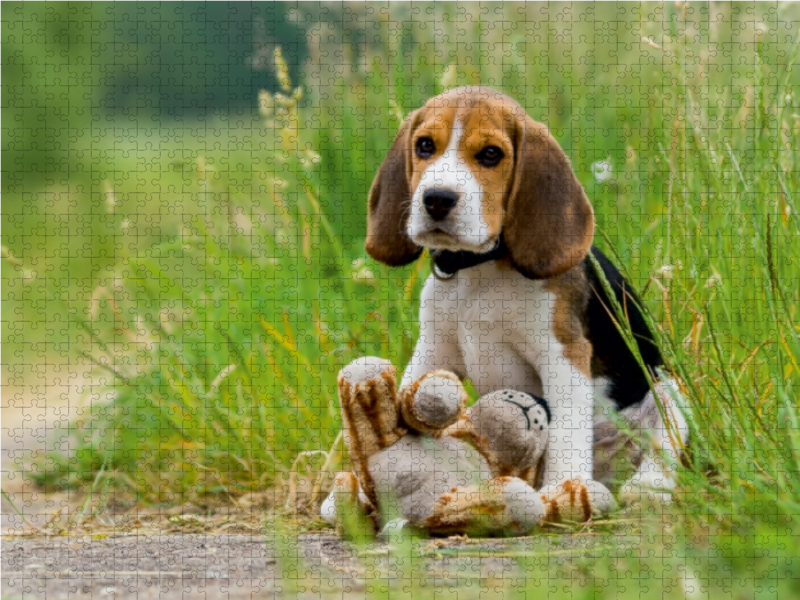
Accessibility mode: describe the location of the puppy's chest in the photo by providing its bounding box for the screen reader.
[430,263,559,355]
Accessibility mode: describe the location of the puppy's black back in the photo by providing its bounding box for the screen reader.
[583,247,664,410]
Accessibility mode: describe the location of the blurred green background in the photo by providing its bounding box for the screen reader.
[6,1,798,356]
[3,5,800,593]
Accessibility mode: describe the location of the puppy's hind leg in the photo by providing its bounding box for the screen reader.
[618,379,690,505]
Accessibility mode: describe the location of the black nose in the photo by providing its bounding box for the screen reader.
[422,189,459,221]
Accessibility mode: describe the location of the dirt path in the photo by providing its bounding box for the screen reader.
[3,533,283,599]
[2,529,629,599]
[2,361,86,534]
[2,533,374,599]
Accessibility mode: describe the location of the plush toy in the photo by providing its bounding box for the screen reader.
[321,357,618,536]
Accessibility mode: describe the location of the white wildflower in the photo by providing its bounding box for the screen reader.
[592,158,614,183]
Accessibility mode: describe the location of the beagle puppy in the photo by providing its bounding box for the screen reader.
[366,86,688,498]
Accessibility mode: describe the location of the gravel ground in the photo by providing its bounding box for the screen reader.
[3,534,281,599]
[1,528,632,599]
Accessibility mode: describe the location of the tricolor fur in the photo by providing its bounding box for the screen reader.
[366,86,688,496]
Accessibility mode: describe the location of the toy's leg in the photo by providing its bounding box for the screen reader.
[425,477,546,537]
[594,380,690,504]
[370,433,491,528]
[398,369,467,434]
[425,476,617,534]
[538,478,617,523]
[338,357,407,512]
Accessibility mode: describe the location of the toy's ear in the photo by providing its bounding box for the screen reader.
[503,110,594,279]
[365,111,423,266]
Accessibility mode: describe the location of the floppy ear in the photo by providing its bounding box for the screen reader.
[504,112,594,279]
[365,112,423,266]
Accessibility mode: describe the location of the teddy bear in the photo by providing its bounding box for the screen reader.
[320,357,618,536]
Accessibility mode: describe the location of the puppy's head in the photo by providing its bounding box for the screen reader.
[365,86,594,279]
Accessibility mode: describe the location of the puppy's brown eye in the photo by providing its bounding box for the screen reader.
[476,145,504,167]
[416,137,436,159]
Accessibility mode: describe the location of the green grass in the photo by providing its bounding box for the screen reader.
[4,1,800,596]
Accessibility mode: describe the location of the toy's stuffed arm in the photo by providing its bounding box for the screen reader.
[334,357,472,516]
[336,357,407,515]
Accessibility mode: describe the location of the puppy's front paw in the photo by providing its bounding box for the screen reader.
[399,370,467,434]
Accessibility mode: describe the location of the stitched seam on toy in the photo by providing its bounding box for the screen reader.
[501,398,533,430]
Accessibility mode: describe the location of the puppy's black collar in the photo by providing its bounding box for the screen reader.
[430,235,509,281]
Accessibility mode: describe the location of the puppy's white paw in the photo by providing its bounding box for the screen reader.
[619,473,674,506]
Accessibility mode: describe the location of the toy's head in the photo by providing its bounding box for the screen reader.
[466,389,551,479]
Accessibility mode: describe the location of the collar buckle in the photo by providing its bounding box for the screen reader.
[430,251,457,281]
